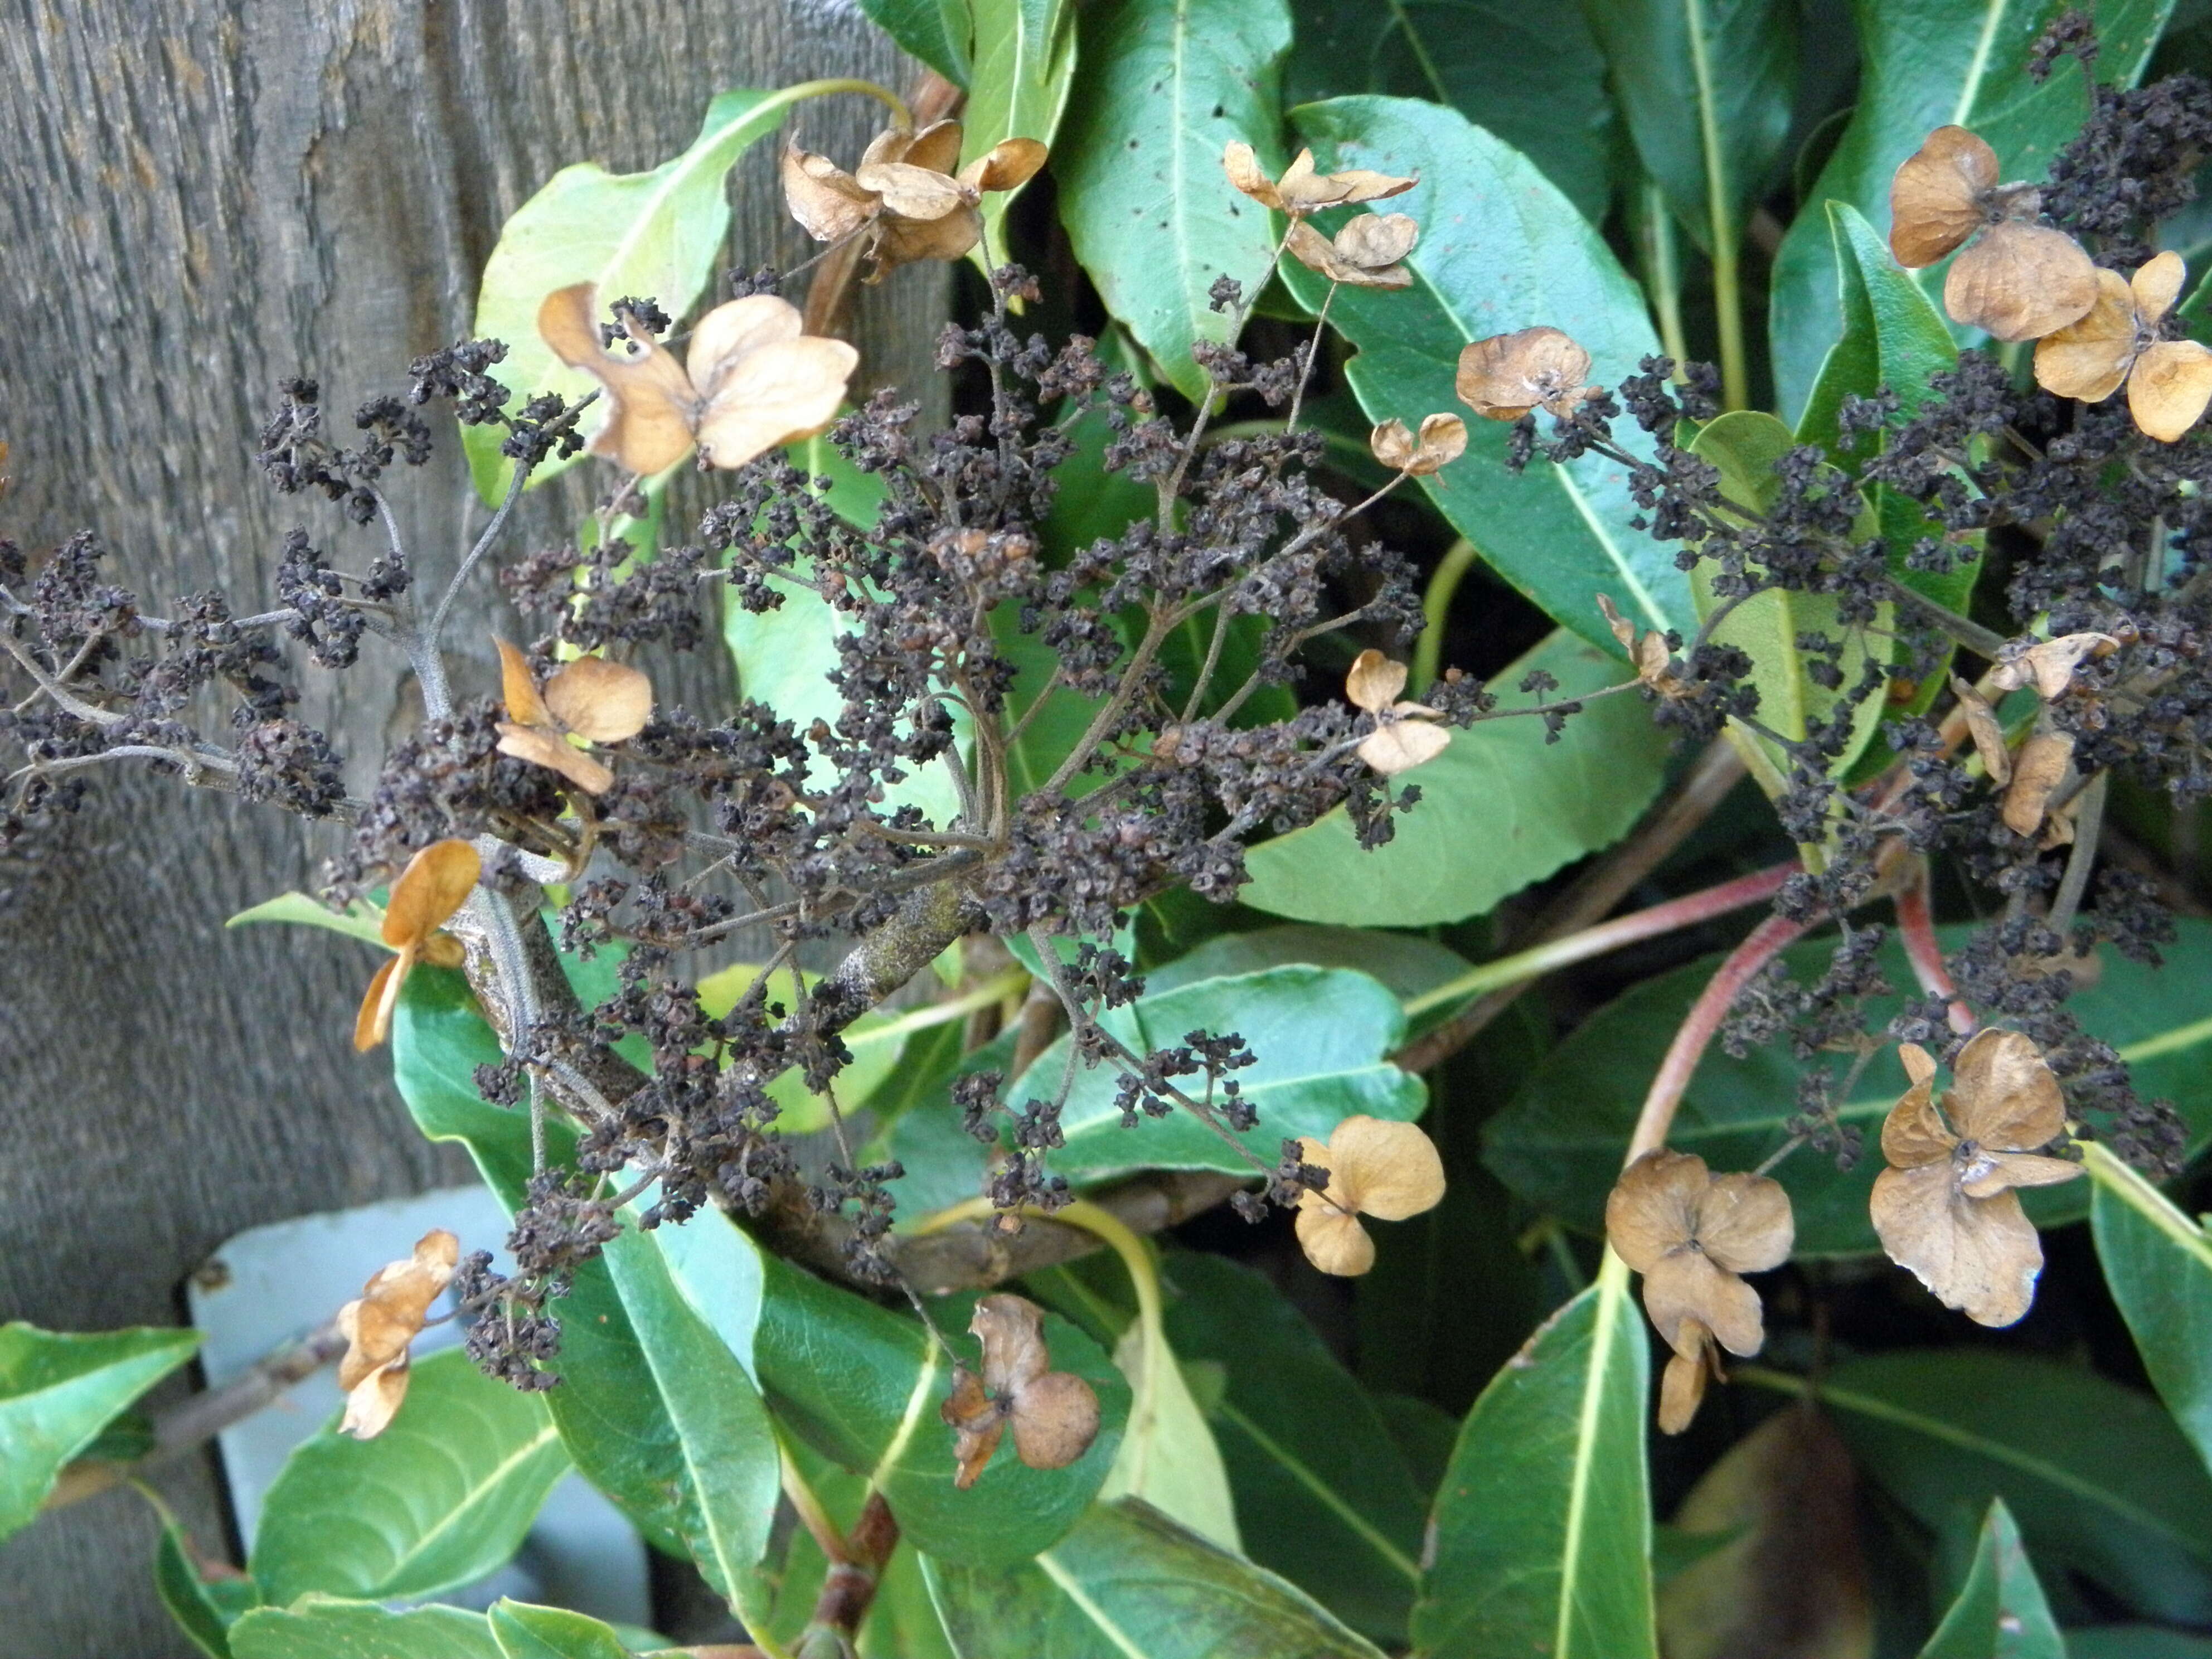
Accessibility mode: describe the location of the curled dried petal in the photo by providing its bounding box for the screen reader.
[1345,649,1408,712]
[2032,268,2136,402]
[1949,676,2011,784]
[1889,125,2000,268]
[542,656,653,744]
[2129,339,2212,442]
[2001,729,2074,836]
[1942,221,2098,342]
[1457,327,1593,420]
[1357,719,1450,775]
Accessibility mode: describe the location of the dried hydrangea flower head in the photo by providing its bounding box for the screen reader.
[538,283,857,476]
[1292,1114,1446,1275]
[782,120,1046,278]
[494,638,652,796]
[1369,413,1466,476]
[1343,649,1449,775]
[1869,1032,2084,1327]
[1888,125,2097,342]
[355,838,479,1052]
[1221,142,1414,216]
[1286,212,1419,288]
[336,1228,458,1438]
[2035,252,2212,440]
[1598,594,1691,700]
[1457,326,1594,420]
[1607,1150,1793,1433]
[1988,631,2121,701]
[939,1293,1101,1488]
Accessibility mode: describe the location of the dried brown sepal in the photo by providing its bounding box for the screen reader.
[2001,728,2074,836]
[1658,1321,1721,1437]
[1343,648,1450,774]
[1949,676,2012,785]
[1943,221,2099,342]
[1221,141,1414,214]
[941,1365,1006,1490]
[494,638,654,797]
[1598,595,1690,700]
[2034,252,2212,440]
[355,839,480,1051]
[1370,414,1465,475]
[1456,326,1594,420]
[2033,267,2138,402]
[1293,1114,1446,1276]
[1988,632,2118,701]
[2129,339,2212,443]
[1869,1031,2083,1327]
[1888,125,2001,268]
[939,1294,1101,1487]
[336,1228,458,1438]
[783,123,1044,282]
[1285,214,1418,288]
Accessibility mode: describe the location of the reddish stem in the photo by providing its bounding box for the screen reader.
[1894,864,1974,1034]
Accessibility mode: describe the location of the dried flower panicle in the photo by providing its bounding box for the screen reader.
[1343,651,1449,775]
[336,1228,459,1438]
[1292,1114,1446,1274]
[940,1294,1102,1488]
[782,120,1046,279]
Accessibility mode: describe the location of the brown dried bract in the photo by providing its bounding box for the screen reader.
[1369,413,1466,476]
[1599,595,1690,700]
[539,284,857,476]
[1293,1114,1446,1275]
[1286,212,1418,288]
[1869,1032,2082,1327]
[2035,253,2212,440]
[336,1228,459,1438]
[1343,649,1449,775]
[494,638,653,797]
[783,121,1046,280]
[2001,727,2074,837]
[1221,142,1414,215]
[355,838,479,1052]
[1988,631,2120,700]
[1607,1149,1793,1434]
[1457,327,1595,421]
[939,1294,1101,1488]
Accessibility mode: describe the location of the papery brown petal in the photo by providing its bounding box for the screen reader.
[1369,419,1415,470]
[2132,249,2187,324]
[498,724,617,794]
[543,656,653,744]
[1696,1171,1794,1274]
[421,932,467,971]
[687,295,806,403]
[853,159,976,221]
[1009,1370,1101,1470]
[384,839,481,948]
[2129,339,2212,442]
[1222,141,1283,210]
[1950,676,2012,784]
[355,949,410,1054]
[869,203,984,274]
[538,284,700,476]
[1328,1114,1445,1220]
[2001,729,2074,836]
[1879,1073,1953,1170]
[1645,1248,1765,1357]
[1345,648,1408,712]
[1456,327,1590,420]
[1888,125,2000,268]
[693,336,861,469]
[1961,1151,2083,1199]
[339,1229,458,1388]
[904,119,967,177]
[971,1293,1053,1396]
[961,137,1049,193]
[940,1365,1007,1491]
[1284,217,1350,282]
[1871,1165,2044,1327]
[1608,1149,1713,1272]
[782,146,879,244]
[1323,166,1416,207]
[495,637,556,732]
[1900,1043,1937,1086]
[1411,413,1467,473]
[1337,211,1418,268]
[2032,268,2136,402]
[1658,1339,1712,1435]
[1357,720,1450,775]
[1597,594,1638,655]
[339,1355,410,1440]
[1943,222,2099,342]
[1294,1205,1376,1275]
[1948,1027,2065,1151]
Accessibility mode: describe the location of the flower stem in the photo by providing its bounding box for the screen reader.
[1413,537,1478,690]
[1894,861,1975,1034]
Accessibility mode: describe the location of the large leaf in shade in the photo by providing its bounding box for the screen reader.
[1768,0,2174,422]
[1920,1500,2062,1659]
[924,1496,1390,1658]
[888,966,1423,1214]
[858,0,974,85]
[1141,924,1474,1037]
[1585,0,1798,255]
[250,1348,569,1604]
[1484,918,2212,1254]
[2067,1632,2212,1658]
[0,1322,200,1539]
[462,87,828,500]
[1162,1252,1426,1643]
[1285,96,1694,654]
[1282,0,1614,221]
[1798,1351,2212,1623]
[2090,1142,2212,1477]
[961,0,1076,266]
[154,1525,261,1659]
[1096,1318,1241,1554]
[1239,628,1670,926]
[230,1599,504,1659]
[1055,0,1291,401]
[755,1257,1128,1567]
[1411,1253,1658,1659]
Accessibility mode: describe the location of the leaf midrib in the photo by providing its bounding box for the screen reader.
[368,1419,564,1593]
[1212,1400,1419,1584]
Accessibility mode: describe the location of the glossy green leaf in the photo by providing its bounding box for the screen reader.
[858,0,974,84]
[925,1496,1390,1658]
[2067,1631,2212,1658]
[890,966,1423,1214]
[462,87,816,500]
[251,1348,570,1604]
[962,0,1076,269]
[1768,0,2174,421]
[1055,0,1291,401]
[1920,1500,2062,1659]
[756,1258,1128,1566]
[230,1599,503,1659]
[154,1525,260,1659]
[1585,0,1798,254]
[0,1321,200,1540]
[1801,1351,2212,1623]
[1686,409,1890,792]
[1239,629,1671,926]
[1096,1317,1241,1553]
[1485,918,2212,1254]
[1163,1252,1425,1643]
[1141,923,1471,1012]
[1412,1254,1658,1659]
[2090,1142,2212,1476]
[1282,0,1614,221]
[489,1600,632,1659]
[224,891,386,947]
[1284,96,1695,653]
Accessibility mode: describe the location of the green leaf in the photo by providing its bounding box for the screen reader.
[1163,1252,1425,1643]
[2067,1631,2212,1658]
[962,0,1077,270]
[1584,0,1798,254]
[924,1496,1390,1658]
[153,1525,260,1659]
[230,1599,504,1659]
[462,87,819,501]
[1141,922,1472,1017]
[1282,0,1614,221]
[489,1600,633,1659]
[0,1322,200,1540]
[1284,95,1695,653]
[1485,919,2212,1255]
[1097,1317,1242,1554]
[1920,1501,2063,1659]
[1797,1351,2212,1623]
[858,0,974,85]
[1768,0,2174,422]
[1412,1253,1657,1658]
[2090,1142,2212,1477]
[1055,0,1292,401]
[755,1259,1129,1566]
[224,891,386,948]
[889,966,1423,1214]
[250,1348,570,1604]
[992,600,1127,799]
[1238,628,1671,926]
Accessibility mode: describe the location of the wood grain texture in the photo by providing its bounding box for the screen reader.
[0,2,945,1650]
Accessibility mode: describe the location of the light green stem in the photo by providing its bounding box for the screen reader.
[1413,538,1478,690]
[1638,182,1690,371]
